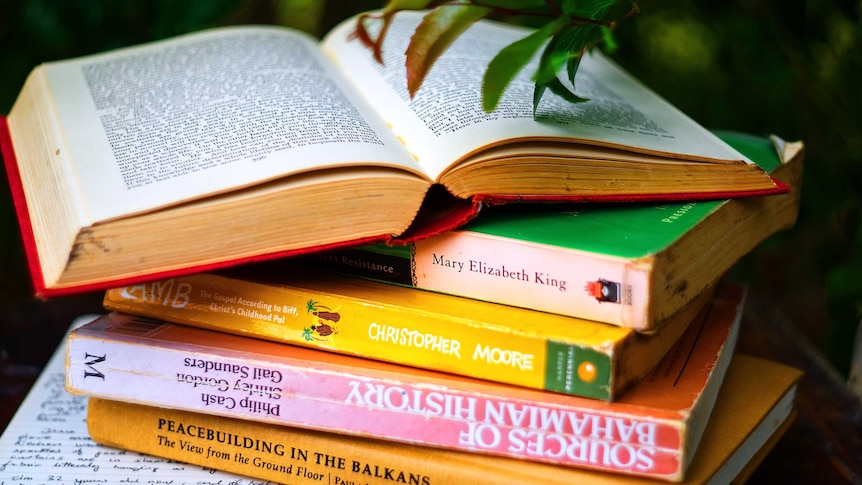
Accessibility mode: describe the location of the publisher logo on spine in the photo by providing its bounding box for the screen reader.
[584,279,621,304]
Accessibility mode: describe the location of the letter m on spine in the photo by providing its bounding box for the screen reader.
[83,352,106,379]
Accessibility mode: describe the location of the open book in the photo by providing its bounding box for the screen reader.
[0,10,787,296]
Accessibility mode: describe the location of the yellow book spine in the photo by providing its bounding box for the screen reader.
[104,270,634,399]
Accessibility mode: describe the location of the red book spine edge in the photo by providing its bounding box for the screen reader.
[0,115,48,297]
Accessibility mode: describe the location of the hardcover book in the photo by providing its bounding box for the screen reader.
[67,287,742,481]
[301,132,804,331]
[102,267,733,401]
[1,10,788,298]
[86,354,802,485]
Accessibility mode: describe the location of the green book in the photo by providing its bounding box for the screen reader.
[298,132,803,331]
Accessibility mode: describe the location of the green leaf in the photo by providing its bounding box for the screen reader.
[533,77,589,116]
[383,0,436,14]
[566,48,584,87]
[405,4,492,97]
[533,82,547,113]
[533,35,571,85]
[532,22,599,90]
[600,25,617,53]
[532,22,604,114]
[532,28,592,114]
[359,0,640,110]
[547,77,590,104]
[533,24,593,86]
[561,26,596,86]
[561,0,616,18]
[482,16,568,112]
[470,0,549,9]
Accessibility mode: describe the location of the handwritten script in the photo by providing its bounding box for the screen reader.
[0,316,276,485]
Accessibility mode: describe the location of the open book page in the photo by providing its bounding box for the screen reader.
[43,26,422,224]
[0,315,254,483]
[322,11,751,181]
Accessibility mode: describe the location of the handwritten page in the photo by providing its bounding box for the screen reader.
[0,315,275,484]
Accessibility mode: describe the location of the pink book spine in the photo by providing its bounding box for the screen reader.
[66,330,683,479]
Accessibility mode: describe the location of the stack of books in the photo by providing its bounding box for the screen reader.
[0,9,804,485]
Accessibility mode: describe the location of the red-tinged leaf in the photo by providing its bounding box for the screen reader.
[482,16,567,112]
[354,2,438,65]
[352,12,391,64]
[405,4,492,97]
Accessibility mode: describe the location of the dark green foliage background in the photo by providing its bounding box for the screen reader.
[1,0,859,374]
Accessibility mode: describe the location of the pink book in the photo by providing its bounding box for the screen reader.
[66,283,744,481]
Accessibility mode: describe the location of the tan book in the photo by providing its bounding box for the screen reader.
[85,354,802,484]
[1,10,788,297]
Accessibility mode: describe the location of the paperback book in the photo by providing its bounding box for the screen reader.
[67,285,742,481]
[1,10,788,297]
[101,267,727,401]
[0,315,799,484]
[301,132,803,330]
[86,353,802,485]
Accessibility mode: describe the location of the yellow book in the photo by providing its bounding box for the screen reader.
[102,267,733,401]
[85,354,802,484]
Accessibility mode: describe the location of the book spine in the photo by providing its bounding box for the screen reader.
[103,275,617,400]
[87,398,668,485]
[303,232,651,330]
[86,398,443,485]
[85,398,576,485]
[68,329,683,479]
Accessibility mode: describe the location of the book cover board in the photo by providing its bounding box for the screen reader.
[1,10,789,298]
[85,354,802,485]
[67,285,742,481]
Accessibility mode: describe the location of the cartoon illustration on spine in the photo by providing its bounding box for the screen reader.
[584,279,621,303]
[304,299,340,342]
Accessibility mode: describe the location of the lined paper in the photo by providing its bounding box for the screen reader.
[0,316,275,484]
